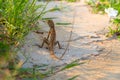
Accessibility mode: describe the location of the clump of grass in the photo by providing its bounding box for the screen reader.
[0,0,50,79]
[105,0,120,38]
[0,42,10,68]
[87,0,120,38]
[66,0,79,2]
[0,0,46,46]
[86,0,109,14]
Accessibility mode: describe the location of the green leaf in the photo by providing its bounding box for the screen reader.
[56,22,71,25]
[22,78,36,80]
[18,68,33,73]
[61,60,85,71]
[42,17,57,20]
[113,18,120,24]
[68,75,79,80]
[0,42,10,56]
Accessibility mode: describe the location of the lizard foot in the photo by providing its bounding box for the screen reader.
[33,44,42,48]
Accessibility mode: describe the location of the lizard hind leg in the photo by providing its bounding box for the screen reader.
[55,41,62,49]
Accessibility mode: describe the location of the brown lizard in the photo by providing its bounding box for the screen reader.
[38,20,62,60]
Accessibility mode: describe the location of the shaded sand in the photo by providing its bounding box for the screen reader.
[44,40,120,80]
[18,0,120,80]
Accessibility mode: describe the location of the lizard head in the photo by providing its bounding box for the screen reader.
[47,20,54,28]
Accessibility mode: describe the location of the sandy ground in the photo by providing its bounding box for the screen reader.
[44,40,120,80]
[18,0,120,80]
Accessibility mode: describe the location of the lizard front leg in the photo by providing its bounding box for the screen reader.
[39,37,49,48]
[38,29,51,48]
[33,37,49,48]
[46,30,51,40]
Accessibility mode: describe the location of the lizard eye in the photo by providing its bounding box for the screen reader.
[3,22,5,25]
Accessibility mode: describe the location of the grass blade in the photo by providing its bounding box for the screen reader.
[68,75,79,80]
[61,59,85,71]
[56,22,71,25]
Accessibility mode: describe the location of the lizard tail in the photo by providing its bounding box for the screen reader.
[50,51,61,60]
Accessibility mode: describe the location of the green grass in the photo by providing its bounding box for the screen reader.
[0,0,55,79]
[0,0,46,46]
[0,1,47,78]
[66,0,78,2]
[87,0,109,14]
[68,75,79,80]
[108,0,120,37]
[87,0,120,38]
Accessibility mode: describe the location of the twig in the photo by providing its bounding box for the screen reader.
[60,8,76,59]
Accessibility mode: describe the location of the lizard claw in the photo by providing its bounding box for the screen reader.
[33,44,42,48]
